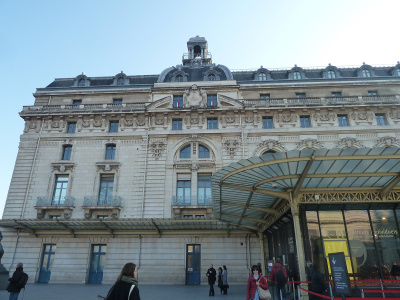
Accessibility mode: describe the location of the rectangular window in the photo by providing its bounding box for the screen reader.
[173,96,183,108]
[97,215,109,220]
[207,94,217,107]
[368,91,378,96]
[332,92,342,97]
[207,118,218,129]
[260,94,270,104]
[338,115,349,127]
[109,121,119,133]
[296,93,306,98]
[62,145,72,160]
[177,178,191,205]
[105,144,116,160]
[198,175,212,205]
[172,119,182,130]
[67,122,76,133]
[73,99,82,105]
[262,117,274,129]
[52,175,68,205]
[300,116,311,128]
[113,98,122,104]
[376,113,387,126]
[99,175,114,205]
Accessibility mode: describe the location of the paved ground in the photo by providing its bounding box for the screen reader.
[0,283,253,300]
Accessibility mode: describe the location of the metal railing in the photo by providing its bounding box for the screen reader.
[182,52,212,60]
[173,196,212,206]
[36,196,75,206]
[83,196,122,207]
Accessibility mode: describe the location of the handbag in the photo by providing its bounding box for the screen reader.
[257,278,271,300]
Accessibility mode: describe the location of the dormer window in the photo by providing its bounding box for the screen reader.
[117,77,125,85]
[259,73,267,81]
[208,74,216,81]
[327,70,336,78]
[293,71,301,80]
[397,69,400,76]
[176,75,183,82]
[78,78,86,86]
[362,69,371,77]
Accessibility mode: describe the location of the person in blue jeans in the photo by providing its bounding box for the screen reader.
[271,258,288,300]
[7,262,24,300]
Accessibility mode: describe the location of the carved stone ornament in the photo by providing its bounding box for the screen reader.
[96,162,120,172]
[313,112,336,125]
[51,163,74,173]
[136,117,145,126]
[124,119,134,127]
[296,139,323,150]
[223,139,240,158]
[155,117,164,125]
[351,111,373,124]
[182,84,207,108]
[150,139,167,159]
[336,137,363,149]
[29,121,37,129]
[82,120,90,128]
[389,111,400,123]
[374,136,400,148]
[277,113,298,127]
[253,140,287,156]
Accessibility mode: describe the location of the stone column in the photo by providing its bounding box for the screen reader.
[259,232,266,275]
[291,199,307,283]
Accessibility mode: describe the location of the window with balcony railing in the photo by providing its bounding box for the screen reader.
[52,176,69,205]
[99,175,114,205]
[198,175,212,205]
[176,178,191,205]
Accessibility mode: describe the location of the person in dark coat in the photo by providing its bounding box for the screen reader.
[7,262,24,300]
[305,261,313,300]
[206,264,217,296]
[247,265,269,300]
[310,265,326,300]
[391,262,400,279]
[106,262,140,300]
[271,258,287,300]
[217,267,223,294]
[221,265,229,294]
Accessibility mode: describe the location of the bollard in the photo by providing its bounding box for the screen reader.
[380,279,385,298]
[297,285,301,300]
[329,282,334,300]
[361,288,364,298]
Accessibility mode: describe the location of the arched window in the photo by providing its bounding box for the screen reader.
[327,70,336,78]
[259,72,267,81]
[199,145,210,158]
[262,150,276,155]
[78,78,86,86]
[397,69,400,76]
[362,69,371,77]
[175,75,183,82]
[208,74,216,81]
[293,72,301,80]
[117,77,125,85]
[180,145,191,159]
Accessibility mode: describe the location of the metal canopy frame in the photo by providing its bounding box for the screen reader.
[211,147,400,233]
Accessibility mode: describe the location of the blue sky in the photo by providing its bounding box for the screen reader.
[1,0,399,217]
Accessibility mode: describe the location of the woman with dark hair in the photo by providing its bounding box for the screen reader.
[217,267,223,294]
[105,262,140,300]
[222,265,229,294]
[247,265,269,300]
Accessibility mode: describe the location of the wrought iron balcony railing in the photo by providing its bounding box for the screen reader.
[36,196,75,206]
[182,52,212,60]
[83,196,122,207]
[173,196,212,206]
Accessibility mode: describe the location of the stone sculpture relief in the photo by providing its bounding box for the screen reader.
[336,137,363,149]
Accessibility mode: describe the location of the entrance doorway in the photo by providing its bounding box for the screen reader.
[186,244,201,284]
[88,244,107,284]
[38,244,56,283]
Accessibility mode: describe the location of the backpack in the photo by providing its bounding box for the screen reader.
[276,265,287,287]
[17,272,29,289]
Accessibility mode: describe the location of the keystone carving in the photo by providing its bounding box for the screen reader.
[253,140,287,156]
[374,136,400,148]
[296,139,323,150]
[183,84,207,108]
[336,137,363,149]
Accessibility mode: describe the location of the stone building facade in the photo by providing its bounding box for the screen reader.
[1,36,400,284]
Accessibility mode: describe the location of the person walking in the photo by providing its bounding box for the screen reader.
[247,265,269,300]
[310,265,326,300]
[271,258,287,300]
[206,264,217,296]
[7,262,25,300]
[105,262,140,300]
[221,265,229,295]
[217,267,223,294]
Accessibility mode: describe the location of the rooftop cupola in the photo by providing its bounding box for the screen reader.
[182,35,212,65]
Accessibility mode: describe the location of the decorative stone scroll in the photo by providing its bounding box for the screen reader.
[351,111,374,125]
[253,139,287,156]
[223,138,240,159]
[313,112,336,126]
[276,113,298,128]
[96,162,120,172]
[51,163,75,173]
[336,137,363,149]
[150,139,167,159]
[296,139,323,150]
[183,84,207,108]
[374,136,400,148]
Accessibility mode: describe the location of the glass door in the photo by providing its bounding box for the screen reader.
[186,244,201,284]
[88,244,107,284]
[38,244,56,283]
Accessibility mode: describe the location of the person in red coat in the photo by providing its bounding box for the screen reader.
[270,258,288,300]
[247,264,269,300]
